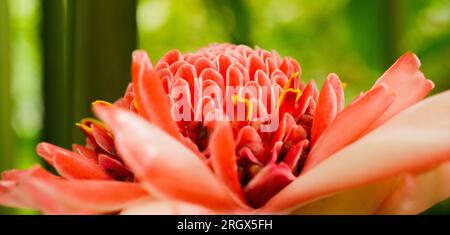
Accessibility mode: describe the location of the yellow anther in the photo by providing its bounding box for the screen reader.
[80,118,107,130]
[133,99,139,111]
[232,94,253,122]
[75,122,93,134]
[249,164,262,176]
[278,88,302,107]
[92,100,112,107]
[283,71,300,90]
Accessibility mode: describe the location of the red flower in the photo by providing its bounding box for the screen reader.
[1,43,449,214]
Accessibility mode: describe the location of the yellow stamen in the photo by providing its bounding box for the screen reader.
[75,122,93,135]
[232,94,253,122]
[92,100,112,107]
[278,88,302,108]
[80,118,108,130]
[133,99,139,111]
[249,164,262,176]
[283,71,300,90]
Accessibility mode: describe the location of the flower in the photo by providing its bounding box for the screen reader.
[1,43,449,214]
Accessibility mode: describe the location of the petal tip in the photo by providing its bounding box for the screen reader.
[400,51,421,69]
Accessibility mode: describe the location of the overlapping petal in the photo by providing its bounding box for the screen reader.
[94,105,248,212]
[303,84,395,171]
[1,44,447,215]
[0,166,148,214]
[262,91,450,213]
[376,161,450,214]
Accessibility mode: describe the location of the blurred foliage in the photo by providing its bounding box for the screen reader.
[138,0,449,102]
[67,0,137,142]
[0,0,13,215]
[0,0,449,214]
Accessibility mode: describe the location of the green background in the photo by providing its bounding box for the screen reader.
[0,0,449,214]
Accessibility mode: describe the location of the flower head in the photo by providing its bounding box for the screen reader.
[1,43,449,214]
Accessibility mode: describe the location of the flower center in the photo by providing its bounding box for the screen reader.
[157,44,315,208]
[78,44,320,208]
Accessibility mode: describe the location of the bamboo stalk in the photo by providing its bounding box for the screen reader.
[42,0,72,149]
[67,0,137,142]
[0,0,14,172]
[0,0,15,214]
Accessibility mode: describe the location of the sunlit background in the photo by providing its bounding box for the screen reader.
[0,0,449,214]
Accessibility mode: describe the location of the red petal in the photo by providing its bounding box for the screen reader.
[368,52,434,130]
[263,91,450,214]
[246,54,265,80]
[36,142,66,164]
[210,122,247,204]
[1,166,148,214]
[199,68,225,91]
[131,50,182,140]
[94,106,247,211]
[98,154,133,181]
[283,140,308,171]
[194,57,216,76]
[160,49,182,65]
[52,150,112,180]
[303,84,395,172]
[217,54,233,79]
[226,65,244,87]
[72,144,98,163]
[235,126,262,149]
[327,73,344,112]
[244,164,295,208]
[310,78,338,145]
[91,124,114,154]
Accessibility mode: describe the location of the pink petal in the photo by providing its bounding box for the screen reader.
[262,91,450,213]
[217,54,233,79]
[131,50,181,140]
[160,49,182,65]
[303,84,395,172]
[0,166,59,209]
[283,140,308,171]
[200,68,225,91]
[98,154,134,181]
[296,81,318,117]
[244,163,295,208]
[246,54,265,80]
[94,106,247,212]
[288,179,397,214]
[368,52,434,130]
[194,57,216,76]
[235,126,262,149]
[36,142,67,164]
[1,166,148,214]
[226,65,244,87]
[52,150,112,180]
[376,161,450,214]
[327,73,344,112]
[72,144,98,163]
[310,77,338,145]
[120,200,214,215]
[91,124,114,154]
[209,122,247,205]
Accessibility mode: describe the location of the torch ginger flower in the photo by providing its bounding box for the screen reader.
[1,43,449,214]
